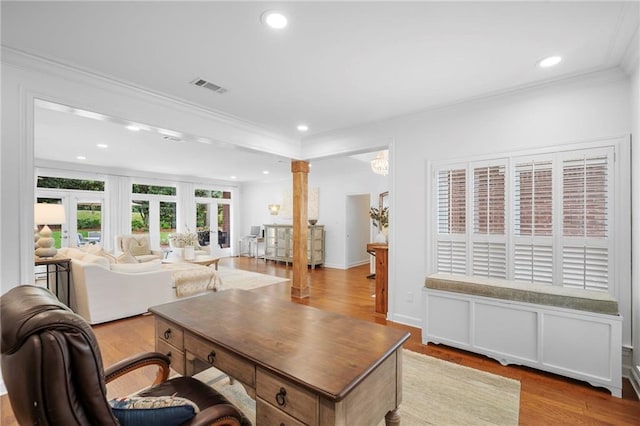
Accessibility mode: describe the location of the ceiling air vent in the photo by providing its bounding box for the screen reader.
[191,78,227,94]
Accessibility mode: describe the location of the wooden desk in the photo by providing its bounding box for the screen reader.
[367,243,389,315]
[149,290,410,425]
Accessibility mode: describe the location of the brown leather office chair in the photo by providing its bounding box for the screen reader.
[1,285,251,426]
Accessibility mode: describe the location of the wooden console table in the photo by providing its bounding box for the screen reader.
[35,257,71,307]
[150,290,410,425]
[367,243,389,315]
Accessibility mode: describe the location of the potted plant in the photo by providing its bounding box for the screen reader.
[168,229,199,259]
[369,206,389,243]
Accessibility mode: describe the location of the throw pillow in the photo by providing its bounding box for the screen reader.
[125,235,151,256]
[80,253,110,269]
[109,395,199,426]
[101,251,117,264]
[116,251,138,264]
[59,247,86,260]
[79,244,104,255]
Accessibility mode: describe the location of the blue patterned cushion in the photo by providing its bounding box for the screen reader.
[109,395,199,426]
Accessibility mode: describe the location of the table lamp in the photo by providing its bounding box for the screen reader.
[35,203,66,258]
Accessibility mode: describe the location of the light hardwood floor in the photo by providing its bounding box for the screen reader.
[2,256,640,425]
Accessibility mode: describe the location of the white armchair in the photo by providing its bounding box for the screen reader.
[114,234,163,262]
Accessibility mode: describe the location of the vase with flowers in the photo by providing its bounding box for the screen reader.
[369,206,389,243]
[168,229,199,260]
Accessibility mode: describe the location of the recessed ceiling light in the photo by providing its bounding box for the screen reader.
[538,55,562,68]
[126,125,140,132]
[297,124,309,132]
[158,128,182,138]
[263,170,270,175]
[230,176,237,179]
[96,143,108,149]
[261,11,287,29]
[76,155,86,160]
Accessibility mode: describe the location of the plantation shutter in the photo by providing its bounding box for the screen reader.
[561,151,611,291]
[513,159,553,284]
[472,163,506,278]
[436,168,467,274]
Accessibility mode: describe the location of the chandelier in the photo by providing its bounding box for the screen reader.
[370,150,389,176]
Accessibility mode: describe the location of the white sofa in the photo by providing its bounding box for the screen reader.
[58,247,216,324]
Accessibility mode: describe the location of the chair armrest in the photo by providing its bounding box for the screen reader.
[104,352,171,385]
[186,405,243,426]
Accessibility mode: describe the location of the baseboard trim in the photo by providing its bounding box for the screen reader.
[630,366,640,399]
[622,345,633,378]
[390,313,422,329]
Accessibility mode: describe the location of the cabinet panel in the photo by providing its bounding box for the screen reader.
[264,224,324,267]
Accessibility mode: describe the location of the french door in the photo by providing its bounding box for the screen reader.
[36,190,104,249]
[196,199,232,256]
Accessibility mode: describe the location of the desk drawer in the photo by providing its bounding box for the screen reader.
[257,368,318,425]
[156,339,185,376]
[156,318,184,349]
[256,398,306,426]
[184,332,255,387]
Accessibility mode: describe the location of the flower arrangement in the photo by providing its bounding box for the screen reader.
[168,231,198,248]
[369,206,389,230]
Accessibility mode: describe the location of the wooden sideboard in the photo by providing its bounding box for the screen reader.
[263,224,324,268]
[367,243,388,315]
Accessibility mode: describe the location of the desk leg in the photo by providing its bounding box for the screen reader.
[385,409,400,426]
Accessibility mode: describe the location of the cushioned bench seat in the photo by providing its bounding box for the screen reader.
[425,272,618,315]
[422,272,622,397]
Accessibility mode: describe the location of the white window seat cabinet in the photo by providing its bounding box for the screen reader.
[421,275,622,398]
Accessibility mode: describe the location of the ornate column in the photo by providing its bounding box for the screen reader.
[291,160,309,298]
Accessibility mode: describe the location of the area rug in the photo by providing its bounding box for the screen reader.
[215,266,289,291]
[194,349,521,425]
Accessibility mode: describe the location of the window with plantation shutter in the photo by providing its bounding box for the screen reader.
[513,159,553,283]
[432,144,618,294]
[561,152,610,290]
[471,164,506,278]
[436,168,467,274]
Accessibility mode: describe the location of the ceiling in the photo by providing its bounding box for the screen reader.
[3,1,638,182]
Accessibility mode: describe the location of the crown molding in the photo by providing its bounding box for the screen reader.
[35,159,242,189]
[1,46,301,158]
[620,20,639,75]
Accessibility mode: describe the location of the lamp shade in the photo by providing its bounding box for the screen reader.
[268,204,280,215]
[34,203,66,225]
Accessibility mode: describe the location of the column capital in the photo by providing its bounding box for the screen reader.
[291,160,310,174]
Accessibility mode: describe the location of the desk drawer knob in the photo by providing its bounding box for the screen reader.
[275,387,287,407]
[207,350,216,364]
[163,329,172,340]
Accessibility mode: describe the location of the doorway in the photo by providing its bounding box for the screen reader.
[345,194,371,268]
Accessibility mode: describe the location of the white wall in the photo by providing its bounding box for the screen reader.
[303,69,633,333]
[630,56,640,387]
